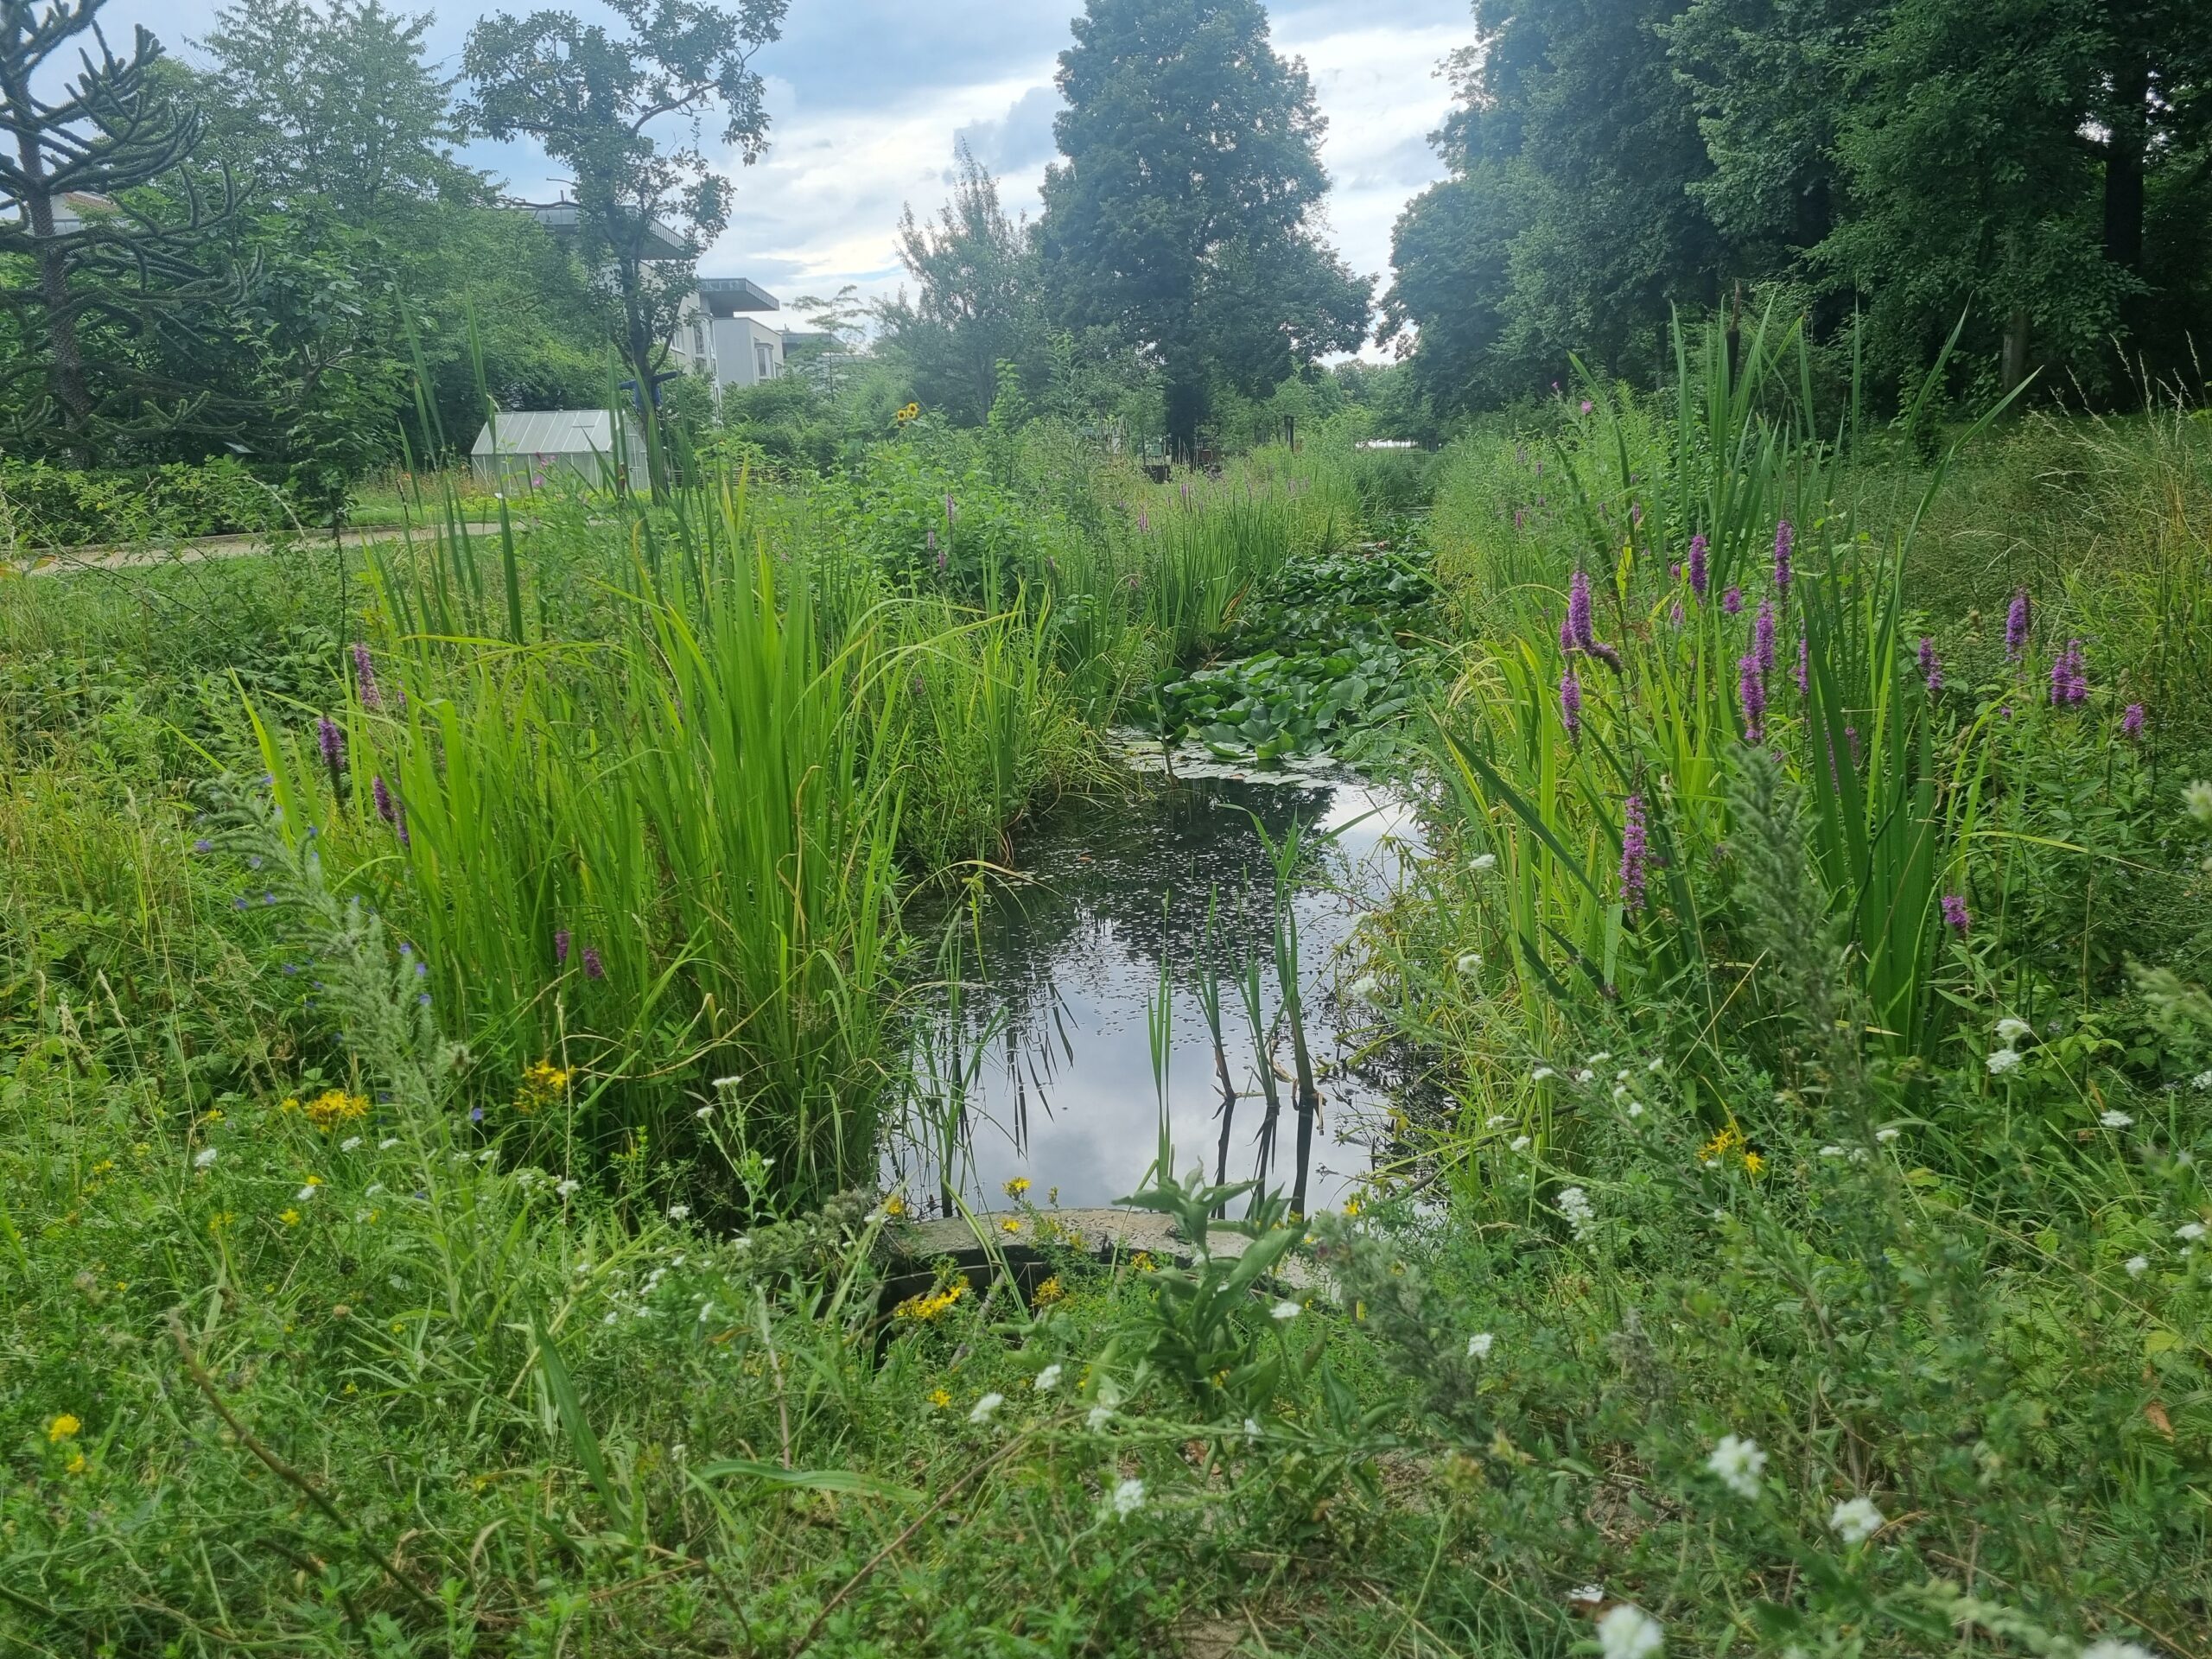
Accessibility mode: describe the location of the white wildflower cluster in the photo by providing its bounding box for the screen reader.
[193,1146,219,1170]
[1350,974,1385,1005]
[1556,1185,1595,1241]
[1705,1433,1768,1499]
[2183,779,2212,823]
[1033,1363,1063,1392]
[2099,1110,2133,1130]
[1598,1604,1664,1659]
[1995,1016,2033,1045]
[1987,1047,2024,1076]
[1829,1496,1885,1545]
[1109,1477,1146,1518]
[969,1391,1005,1426]
[2080,1639,2163,1659]
[1466,1331,1495,1360]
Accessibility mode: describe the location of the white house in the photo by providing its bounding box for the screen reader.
[518,200,785,396]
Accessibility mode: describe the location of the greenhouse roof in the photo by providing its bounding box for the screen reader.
[470,410,632,457]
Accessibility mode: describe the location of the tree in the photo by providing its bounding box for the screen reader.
[0,0,246,462]
[1037,0,1369,455]
[461,0,789,482]
[1385,0,1725,407]
[197,0,479,220]
[877,148,1043,426]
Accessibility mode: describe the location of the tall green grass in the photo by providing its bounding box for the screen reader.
[1427,312,2049,1121]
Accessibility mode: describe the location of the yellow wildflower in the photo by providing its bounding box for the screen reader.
[894,401,921,424]
[1130,1251,1156,1274]
[927,1387,952,1409]
[514,1060,573,1116]
[1700,1122,1763,1174]
[1032,1274,1065,1306]
[208,1211,234,1234]
[999,1217,1022,1236]
[303,1090,370,1132]
[1002,1176,1031,1198]
[48,1414,81,1443]
[65,1452,87,1475]
[279,1208,302,1226]
[893,1278,970,1323]
[883,1192,908,1218]
[1342,1195,1363,1217]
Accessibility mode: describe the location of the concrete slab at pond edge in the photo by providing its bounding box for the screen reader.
[887,1205,1324,1294]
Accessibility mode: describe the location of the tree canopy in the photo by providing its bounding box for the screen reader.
[1037,0,1370,452]
[1389,0,2212,412]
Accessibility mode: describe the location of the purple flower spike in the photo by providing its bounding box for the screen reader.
[1669,600,1685,629]
[2005,588,2031,658]
[352,642,383,711]
[944,493,957,526]
[1796,635,1809,696]
[1723,587,1744,616]
[582,945,606,981]
[372,775,396,823]
[1688,532,1708,601]
[1755,598,1777,675]
[1772,520,1794,596]
[1559,607,1579,656]
[1567,569,1623,671]
[2122,702,2145,739]
[1941,893,1970,934]
[1579,399,1593,416]
[1918,636,1942,695]
[1737,652,1767,742]
[1619,793,1649,914]
[555,927,571,965]
[1559,665,1583,737]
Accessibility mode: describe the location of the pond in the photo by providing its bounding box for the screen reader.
[885,747,1425,1217]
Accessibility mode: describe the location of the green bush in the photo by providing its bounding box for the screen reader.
[0,456,316,548]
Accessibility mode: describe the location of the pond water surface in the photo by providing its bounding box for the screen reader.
[886,757,1424,1216]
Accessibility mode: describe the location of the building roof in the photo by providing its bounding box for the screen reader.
[699,276,779,315]
[515,199,689,259]
[471,410,635,457]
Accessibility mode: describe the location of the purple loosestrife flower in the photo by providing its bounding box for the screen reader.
[1579,398,1593,416]
[944,493,957,526]
[372,775,410,849]
[555,928,571,965]
[1918,636,1943,695]
[1567,569,1623,671]
[1559,608,1579,655]
[1670,600,1685,629]
[1723,587,1744,616]
[1559,665,1583,737]
[1688,532,1708,601]
[316,717,345,791]
[1755,598,1777,675]
[1738,652,1767,742]
[2005,588,2031,658]
[2123,702,2146,739]
[1941,893,1969,934]
[1619,793,1649,914]
[1796,635,1809,695]
[352,642,383,711]
[582,945,606,981]
[1772,520,1794,596]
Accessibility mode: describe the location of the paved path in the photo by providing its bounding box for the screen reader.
[13,521,512,577]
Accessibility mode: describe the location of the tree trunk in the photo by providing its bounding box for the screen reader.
[2000,305,2031,397]
[4,67,94,464]
[2102,45,2150,354]
[1164,367,1205,467]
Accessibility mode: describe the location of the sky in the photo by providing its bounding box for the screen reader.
[105,0,1472,348]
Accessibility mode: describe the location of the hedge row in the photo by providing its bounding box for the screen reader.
[0,457,315,547]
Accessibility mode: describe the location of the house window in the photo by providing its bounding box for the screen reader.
[756,341,776,380]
